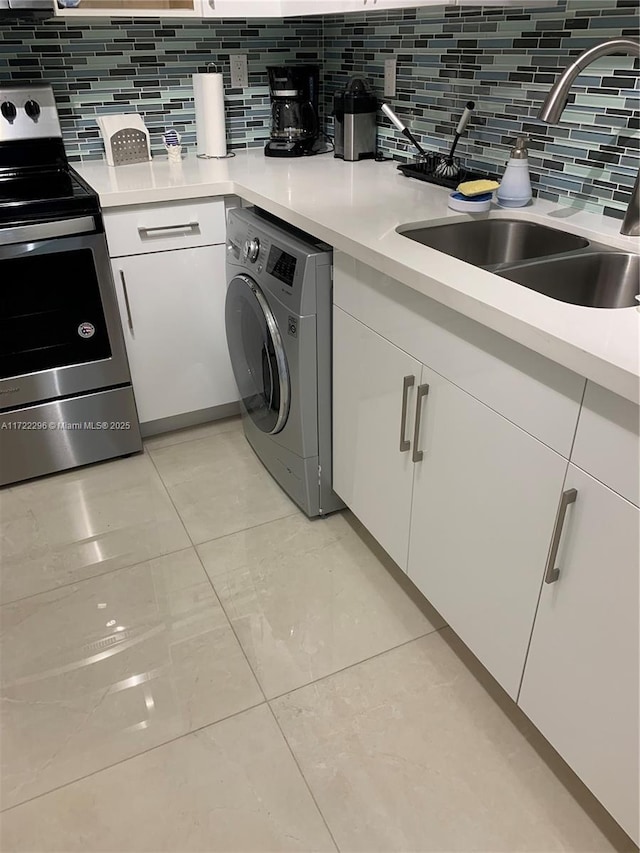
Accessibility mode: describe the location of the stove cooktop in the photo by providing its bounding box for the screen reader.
[0,166,99,227]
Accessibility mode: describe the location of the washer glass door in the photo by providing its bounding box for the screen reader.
[225,274,290,435]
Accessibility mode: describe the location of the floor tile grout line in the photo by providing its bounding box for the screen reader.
[0,449,194,607]
[193,547,269,707]
[143,418,241,455]
[191,515,444,710]
[0,501,298,608]
[265,702,342,853]
[193,508,303,550]
[262,628,451,853]
[144,428,301,550]
[0,543,196,609]
[0,699,269,816]
[3,579,443,828]
[144,449,195,547]
[266,625,447,704]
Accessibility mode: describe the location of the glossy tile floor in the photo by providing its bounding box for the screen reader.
[0,417,631,852]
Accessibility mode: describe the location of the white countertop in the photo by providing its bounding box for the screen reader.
[76,149,640,404]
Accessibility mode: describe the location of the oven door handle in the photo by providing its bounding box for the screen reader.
[0,216,96,247]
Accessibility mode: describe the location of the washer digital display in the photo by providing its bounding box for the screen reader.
[266,246,297,287]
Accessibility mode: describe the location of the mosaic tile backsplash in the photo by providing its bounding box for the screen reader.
[323,0,639,218]
[0,16,322,160]
[0,0,638,218]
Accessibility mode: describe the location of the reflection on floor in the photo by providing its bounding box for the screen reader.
[0,417,630,851]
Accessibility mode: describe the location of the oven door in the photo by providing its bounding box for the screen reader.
[0,218,131,410]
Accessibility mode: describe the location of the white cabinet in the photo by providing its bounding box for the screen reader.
[333,306,420,571]
[361,0,446,9]
[333,251,637,838]
[571,382,639,508]
[104,197,237,431]
[56,0,201,18]
[333,300,567,699]
[407,362,567,699]
[111,244,238,427]
[203,0,283,16]
[519,465,639,844]
[282,0,363,13]
[333,253,584,458]
[104,198,226,259]
[333,306,567,698]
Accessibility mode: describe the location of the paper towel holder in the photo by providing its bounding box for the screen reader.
[196,63,236,160]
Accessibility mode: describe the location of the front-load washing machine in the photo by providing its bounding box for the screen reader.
[225,206,343,517]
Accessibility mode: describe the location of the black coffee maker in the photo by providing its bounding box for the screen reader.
[265,65,320,157]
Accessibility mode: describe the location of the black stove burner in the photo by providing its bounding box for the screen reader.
[0,138,100,227]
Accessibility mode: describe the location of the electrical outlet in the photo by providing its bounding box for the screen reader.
[384,58,396,99]
[230,54,248,89]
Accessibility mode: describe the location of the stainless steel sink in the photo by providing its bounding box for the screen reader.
[397,219,590,266]
[497,252,640,309]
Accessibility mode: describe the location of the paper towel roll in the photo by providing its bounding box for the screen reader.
[193,72,227,158]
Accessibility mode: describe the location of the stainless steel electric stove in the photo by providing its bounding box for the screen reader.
[0,83,142,486]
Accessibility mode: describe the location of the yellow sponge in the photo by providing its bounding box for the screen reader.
[456,179,500,197]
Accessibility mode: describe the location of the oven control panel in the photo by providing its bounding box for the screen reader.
[0,84,61,142]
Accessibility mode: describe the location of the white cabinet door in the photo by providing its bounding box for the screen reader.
[407,362,568,699]
[457,0,557,5]
[203,0,283,15]
[56,0,200,17]
[283,0,451,12]
[519,465,640,844]
[363,0,449,9]
[333,307,420,571]
[282,0,362,13]
[112,245,238,425]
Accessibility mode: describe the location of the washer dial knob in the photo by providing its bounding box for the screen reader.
[243,237,260,263]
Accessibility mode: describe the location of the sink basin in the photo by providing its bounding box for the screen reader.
[398,218,589,266]
[497,252,640,308]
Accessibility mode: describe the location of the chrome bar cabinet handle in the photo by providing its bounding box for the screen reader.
[411,383,430,464]
[399,374,415,452]
[137,221,198,235]
[544,487,577,584]
[119,270,134,334]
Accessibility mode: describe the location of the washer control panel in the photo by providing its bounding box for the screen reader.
[243,237,260,263]
[227,207,332,317]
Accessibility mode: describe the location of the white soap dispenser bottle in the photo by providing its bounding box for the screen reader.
[497,136,532,208]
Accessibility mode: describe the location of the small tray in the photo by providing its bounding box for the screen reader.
[397,154,496,190]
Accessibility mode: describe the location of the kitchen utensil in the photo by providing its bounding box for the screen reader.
[381,103,427,158]
[163,128,180,146]
[96,114,151,167]
[163,127,182,162]
[434,101,475,179]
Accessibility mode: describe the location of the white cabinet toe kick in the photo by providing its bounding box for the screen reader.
[332,251,640,845]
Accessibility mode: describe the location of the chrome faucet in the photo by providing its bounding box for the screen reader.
[537,37,640,237]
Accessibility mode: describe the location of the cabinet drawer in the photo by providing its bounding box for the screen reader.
[104,198,226,257]
[333,252,584,458]
[571,382,639,507]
